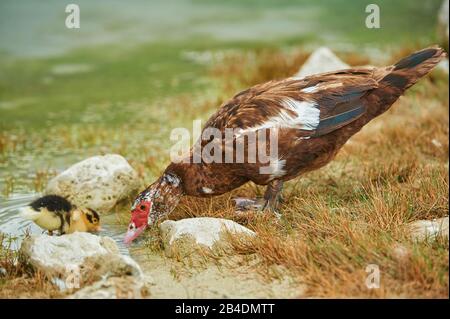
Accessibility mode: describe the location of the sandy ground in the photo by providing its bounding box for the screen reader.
[131,247,303,298]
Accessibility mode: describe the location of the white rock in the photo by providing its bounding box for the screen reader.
[67,276,148,299]
[20,232,142,284]
[294,47,350,78]
[45,154,140,213]
[408,217,449,242]
[436,58,449,75]
[160,217,256,256]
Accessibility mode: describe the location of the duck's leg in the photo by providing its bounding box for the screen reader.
[262,180,284,217]
[233,197,266,212]
[233,180,284,217]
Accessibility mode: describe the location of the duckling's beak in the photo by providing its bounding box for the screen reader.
[93,225,102,232]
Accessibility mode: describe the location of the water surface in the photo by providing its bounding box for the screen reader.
[0,192,130,254]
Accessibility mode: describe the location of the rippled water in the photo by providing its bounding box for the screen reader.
[0,0,321,58]
[0,192,130,254]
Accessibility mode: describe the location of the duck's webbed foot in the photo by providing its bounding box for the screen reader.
[233,180,284,219]
[233,197,267,212]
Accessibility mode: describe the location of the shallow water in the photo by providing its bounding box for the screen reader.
[0,0,320,58]
[0,192,130,254]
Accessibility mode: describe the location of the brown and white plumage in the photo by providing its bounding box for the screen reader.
[21,195,101,235]
[166,46,446,194]
[124,46,447,244]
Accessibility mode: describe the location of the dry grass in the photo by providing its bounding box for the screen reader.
[168,48,449,298]
[0,234,64,298]
[211,49,309,96]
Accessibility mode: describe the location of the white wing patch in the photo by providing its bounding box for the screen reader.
[236,98,320,136]
[202,187,213,194]
[300,82,343,94]
[260,158,287,179]
[281,98,320,130]
[300,85,320,93]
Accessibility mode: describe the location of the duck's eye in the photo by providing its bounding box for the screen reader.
[140,205,146,210]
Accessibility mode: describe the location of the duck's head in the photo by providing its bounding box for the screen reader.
[123,194,152,245]
[70,207,101,233]
[83,208,101,232]
[124,173,183,245]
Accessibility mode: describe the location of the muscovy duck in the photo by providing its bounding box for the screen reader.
[124,46,446,244]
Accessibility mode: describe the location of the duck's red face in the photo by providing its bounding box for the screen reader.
[124,200,152,245]
[124,174,182,245]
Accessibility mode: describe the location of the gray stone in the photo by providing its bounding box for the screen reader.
[160,217,256,257]
[436,58,449,75]
[67,276,149,299]
[408,216,449,242]
[294,47,349,78]
[20,232,142,286]
[45,154,140,213]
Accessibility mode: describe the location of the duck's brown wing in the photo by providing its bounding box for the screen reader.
[201,69,378,142]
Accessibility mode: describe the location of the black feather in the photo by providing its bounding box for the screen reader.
[314,105,365,136]
[30,195,72,213]
[394,48,437,70]
[86,208,100,223]
[382,73,409,90]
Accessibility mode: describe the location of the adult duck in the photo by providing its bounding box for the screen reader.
[124,46,446,244]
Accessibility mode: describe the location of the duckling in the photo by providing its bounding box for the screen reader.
[68,207,101,233]
[20,194,101,235]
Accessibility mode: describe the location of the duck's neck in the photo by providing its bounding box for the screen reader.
[165,161,210,196]
[148,171,184,223]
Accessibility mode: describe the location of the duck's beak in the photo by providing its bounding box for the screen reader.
[93,225,102,232]
[123,225,146,245]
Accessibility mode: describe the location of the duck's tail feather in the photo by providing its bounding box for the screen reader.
[379,46,447,91]
[19,206,41,221]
